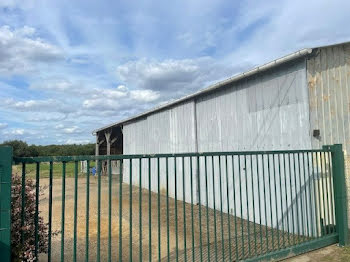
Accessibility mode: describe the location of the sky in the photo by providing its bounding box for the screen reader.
[0,0,349,145]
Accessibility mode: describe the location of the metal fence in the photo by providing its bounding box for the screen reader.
[0,144,348,261]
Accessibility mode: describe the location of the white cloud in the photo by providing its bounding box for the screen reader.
[130,89,160,102]
[4,98,73,114]
[62,126,82,134]
[0,123,8,129]
[0,25,63,76]
[3,128,25,135]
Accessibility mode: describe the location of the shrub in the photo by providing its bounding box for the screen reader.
[11,175,48,262]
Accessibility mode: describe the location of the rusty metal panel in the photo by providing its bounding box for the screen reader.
[307,43,350,154]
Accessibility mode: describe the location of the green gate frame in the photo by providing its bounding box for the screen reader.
[0,144,348,261]
[0,146,12,261]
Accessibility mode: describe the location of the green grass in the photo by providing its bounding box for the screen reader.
[12,161,96,179]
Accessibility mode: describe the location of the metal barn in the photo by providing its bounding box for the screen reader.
[93,41,350,233]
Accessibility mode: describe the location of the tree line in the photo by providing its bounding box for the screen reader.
[1,140,95,157]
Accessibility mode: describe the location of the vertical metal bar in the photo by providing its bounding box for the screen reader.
[262,154,268,253]
[211,156,218,261]
[327,151,335,228]
[139,159,142,262]
[288,153,295,244]
[182,157,187,262]
[130,159,133,262]
[218,156,225,260]
[0,146,12,262]
[250,155,257,256]
[190,157,195,262]
[267,154,273,250]
[61,162,66,262]
[149,158,152,262]
[245,155,251,257]
[293,153,300,243]
[158,158,161,262]
[278,154,285,248]
[21,163,26,248]
[297,153,304,242]
[311,153,320,238]
[329,144,348,246]
[321,152,329,234]
[108,160,112,262]
[85,160,90,262]
[119,160,123,262]
[34,162,40,259]
[238,155,244,258]
[324,152,332,230]
[283,154,290,246]
[204,156,210,262]
[225,156,232,261]
[316,152,324,236]
[174,157,178,262]
[256,155,263,255]
[302,153,310,239]
[198,156,203,262]
[232,155,239,261]
[97,161,101,262]
[48,161,53,262]
[166,157,170,262]
[73,161,78,262]
[306,152,314,238]
[272,154,279,250]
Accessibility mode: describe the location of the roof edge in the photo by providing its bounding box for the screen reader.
[93,47,313,134]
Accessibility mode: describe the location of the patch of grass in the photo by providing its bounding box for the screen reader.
[12,161,96,179]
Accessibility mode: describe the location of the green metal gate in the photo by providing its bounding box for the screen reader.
[1,144,348,261]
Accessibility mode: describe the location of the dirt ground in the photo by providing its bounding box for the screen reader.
[284,244,350,262]
[33,175,318,261]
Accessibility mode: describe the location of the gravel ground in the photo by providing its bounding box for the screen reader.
[34,176,308,261]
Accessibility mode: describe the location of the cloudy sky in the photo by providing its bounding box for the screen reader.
[0,0,349,145]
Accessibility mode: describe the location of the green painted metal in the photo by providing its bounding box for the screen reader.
[34,162,40,259]
[139,159,142,262]
[9,145,346,262]
[21,162,25,249]
[182,157,187,262]
[108,160,112,262]
[189,157,195,262]
[0,146,12,262]
[174,157,178,262]
[157,158,161,262]
[328,144,348,246]
[48,161,53,262]
[61,162,66,262]
[73,161,78,262]
[86,160,90,262]
[225,155,232,261]
[118,160,123,262]
[204,156,210,262]
[129,159,133,262]
[245,233,339,262]
[97,160,101,262]
[148,158,152,262]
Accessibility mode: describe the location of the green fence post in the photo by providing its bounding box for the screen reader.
[0,146,12,262]
[329,144,348,246]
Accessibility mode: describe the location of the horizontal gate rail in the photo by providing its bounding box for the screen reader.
[7,144,347,261]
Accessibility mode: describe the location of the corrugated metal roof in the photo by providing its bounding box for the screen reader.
[93,41,349,134]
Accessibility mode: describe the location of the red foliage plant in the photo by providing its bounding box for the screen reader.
[11,175,49,262]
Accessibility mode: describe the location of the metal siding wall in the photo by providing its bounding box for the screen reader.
[307,43,350,225]
[195,59,312,230]
[123,101,198,203]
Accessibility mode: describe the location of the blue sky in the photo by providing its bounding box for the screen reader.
[0,0,349,145]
